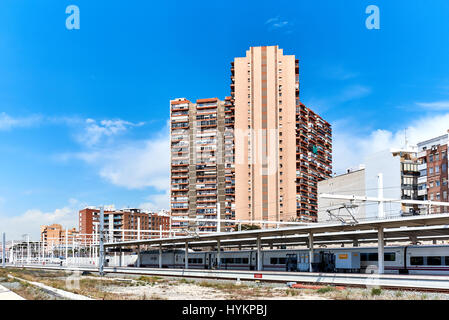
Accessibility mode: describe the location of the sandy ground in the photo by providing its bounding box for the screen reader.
[102,279,329,300]
[0,283,25,300]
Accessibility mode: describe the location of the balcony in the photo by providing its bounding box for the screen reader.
[418,189,427,196]
[417,176,427,184]
[418,163,427,171]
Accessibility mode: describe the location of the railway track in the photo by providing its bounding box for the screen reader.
[6,263,449,292]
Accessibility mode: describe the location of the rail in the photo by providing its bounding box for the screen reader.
[8,264,449,291]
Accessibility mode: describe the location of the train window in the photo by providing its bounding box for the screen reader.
[242,258,249,264]
[368,253,378,261]
[427,256,442,266]
[360,253,368,262]
[410,256,424,265]
[270,257,287,264]
[235,258,241,264]
[188,258,202,264]
[445,257,449,265]
[384,253,396,262]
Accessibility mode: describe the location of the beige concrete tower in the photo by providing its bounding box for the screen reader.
[233,46,298,222]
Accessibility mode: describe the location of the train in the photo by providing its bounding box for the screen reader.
[134,244,449,275]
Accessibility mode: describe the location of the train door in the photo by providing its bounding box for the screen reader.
[286,254,298,271]
[249,251,256,270]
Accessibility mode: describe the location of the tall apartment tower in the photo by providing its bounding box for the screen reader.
[170,46,332,231]
[231,46,332,222]
[170,98,234,233]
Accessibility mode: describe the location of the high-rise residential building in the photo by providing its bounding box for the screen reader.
[231,46,332,222]
[170,98,234,233]
[417,133,449,214]
[170,46,332,231]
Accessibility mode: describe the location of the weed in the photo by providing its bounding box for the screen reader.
[371,288,382,296]
[317,286,335,294]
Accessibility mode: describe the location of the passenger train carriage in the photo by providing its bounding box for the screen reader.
[135,245,449,275]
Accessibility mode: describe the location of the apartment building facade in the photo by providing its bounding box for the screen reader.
[40,224,78,245]
[170,46,332,231]
[231,46,332,222]
[79,207,169,241]
[417,134,449,214]
[170,98,233,233]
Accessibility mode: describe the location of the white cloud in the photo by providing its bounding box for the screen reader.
[76,118,145,147]
[0,112,42,130]
[97,134,169,190]
[333,113,449,174]
[66,121,170,191]
[0,199,82,241]
[416,100,449,110]
[139,190,170,212]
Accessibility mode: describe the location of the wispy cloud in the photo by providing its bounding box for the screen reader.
[322,65,359,81]
[416,100,449,110]
[139,190,170,212]
[0,198,83,240]
[333,113,449,174]
[339,85,371,102]
[0,112,42,130]
[58,121,170,192]
[305,84,371,113]
[76,118,145,147]
[265,16,292,32]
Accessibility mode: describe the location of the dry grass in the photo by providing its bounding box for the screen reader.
[4,268,448,301]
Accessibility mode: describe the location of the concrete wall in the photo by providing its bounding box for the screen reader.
[318,169,366,222]
[364,149,402,219]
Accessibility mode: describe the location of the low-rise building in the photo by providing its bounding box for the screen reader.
[79,207,171,241]
[318,148,420,222]
[417,133,449,214]
[317,167,366,222]
[40,224,78,245]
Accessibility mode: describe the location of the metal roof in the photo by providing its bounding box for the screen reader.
[104,213,449,249]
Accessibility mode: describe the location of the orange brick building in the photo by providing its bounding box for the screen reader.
[40,224,78,245]
[79,207,170,241]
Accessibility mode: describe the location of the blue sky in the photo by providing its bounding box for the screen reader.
[1,1,449,239]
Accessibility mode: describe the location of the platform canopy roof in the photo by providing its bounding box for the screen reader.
[104,213,449,249]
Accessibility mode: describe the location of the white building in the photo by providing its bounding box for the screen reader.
[318,148,419,222]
